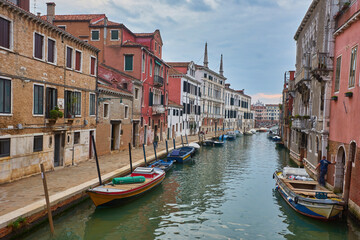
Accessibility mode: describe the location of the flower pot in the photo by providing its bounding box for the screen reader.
[331,96,338,101]
[48,119,57,124]
[345,92,353,98]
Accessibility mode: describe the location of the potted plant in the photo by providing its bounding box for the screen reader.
[345,92,353,98]
[49,106,63,124]
[303,115,311,119]
[331,96,338,101]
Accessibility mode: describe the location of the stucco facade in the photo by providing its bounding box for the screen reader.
[0,1,99,183]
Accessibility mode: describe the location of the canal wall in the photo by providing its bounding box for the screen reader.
[0,136,204,239]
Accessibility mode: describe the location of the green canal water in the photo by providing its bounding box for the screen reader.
[23,134,360,240]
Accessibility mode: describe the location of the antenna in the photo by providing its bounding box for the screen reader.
[33,0,37,13]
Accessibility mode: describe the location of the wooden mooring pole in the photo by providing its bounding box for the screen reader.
[153,142,158,161]
[185,134,188,145]
[40,163,55,235]
[165,140,169,155]
[91,134,102,185]
[142,144,147,166]
[173,138,176,149]
[128,143,133,173]
[181,135,184,147]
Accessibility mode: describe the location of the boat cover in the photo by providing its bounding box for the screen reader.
[112,176,145,184]
[171,150,181,156]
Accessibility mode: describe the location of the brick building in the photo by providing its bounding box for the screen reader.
[0,0,99,183]
[43,10,169,146]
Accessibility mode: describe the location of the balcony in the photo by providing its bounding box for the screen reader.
[152,104,165,115]
[292,118,312,131]
[154,75,164,87]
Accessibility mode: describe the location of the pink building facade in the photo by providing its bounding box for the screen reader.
[328,1,360,219]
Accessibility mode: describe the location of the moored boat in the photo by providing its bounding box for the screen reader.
[273,167,345,220]
[167,146,195,163]
[244,131,253,135]
[272,136,281,141]
[87,167,165,207]
[250,129,257,134]
[226,131,236,140]
[213,141,224,146]
[188,142,201,150]
[258,127,268,132]
[149,159,174,172]
[234,130,242,137]
[203,139,215,146]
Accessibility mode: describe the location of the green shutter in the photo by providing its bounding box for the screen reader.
[125,55,133,71]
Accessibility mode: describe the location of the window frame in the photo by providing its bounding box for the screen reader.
[74,132,81,145]
[0,15,13,51]
[110,29,119,41]
[57,25,66,31]
[103,103,109,118]
[89,93,96,116]
[0,76,12,115]
[66,45,74,69]
[33,31,45,61]
[73,91,82,117]
[334,55,342,93]
[46,37,57,65]
[124,105,129,119]
[91,29,100,41]
[0,138,10,158]
[75,49,83,72]
[33,135,43,152]
[349,45,357,89]
[124,54,134,71]
[135,88,139,99]
[33,83,45,116]
[90,55,97,76]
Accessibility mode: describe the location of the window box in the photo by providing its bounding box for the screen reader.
[331,96,338,101]
[345,92,353,98]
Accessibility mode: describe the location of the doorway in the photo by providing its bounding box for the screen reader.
[111,123,121,151]
[133,122,138,147]
[334,146,346,193]
[89,131,94,159]
[343,142,356,201]
[54,133,64,167]
[144,125,147,145]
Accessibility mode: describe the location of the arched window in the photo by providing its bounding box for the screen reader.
[316,137,320,153]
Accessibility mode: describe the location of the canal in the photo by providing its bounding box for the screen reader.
[23,133,360,239]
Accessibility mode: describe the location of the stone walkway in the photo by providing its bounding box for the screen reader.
[0,133,211,230]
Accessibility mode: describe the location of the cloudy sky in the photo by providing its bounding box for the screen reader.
[35,0,312,104]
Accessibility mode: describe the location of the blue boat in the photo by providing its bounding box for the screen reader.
[167,146,195,163]
[226,131,236,140]
[148,159,174,172]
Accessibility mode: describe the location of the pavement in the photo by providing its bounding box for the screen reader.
[0,133,210,231]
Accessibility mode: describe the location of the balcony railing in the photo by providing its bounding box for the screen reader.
[154,75,164,87]
[292,118,312,130]
[152,104,165,115]
[312,52,332,71]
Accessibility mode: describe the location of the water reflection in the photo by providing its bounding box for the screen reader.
[21,133,360,240]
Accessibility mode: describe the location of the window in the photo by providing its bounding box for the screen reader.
[46,87,57,118]
[91,30,100,41]
[135,88,139,99]
[155,42,157,50]
[159,46,161,55]
[0,17,11,49]
[33,85,44,115]
[66,46,73,69]
[90,93,95,116]
[0,138,10,157]
[124,55,133,71]
[125,106,129,119]
[104,103,109,118]
[349,46,357,88]
[75,50,82,71]
[110,30,119,40]
[47,38,56,63]
[34,33,44,60]
[65,91,81,117]
[123,82,128,90]
[150,59,153,76]
[74,132,80,144]
[33,135,43,152]
[334,56,341,92]
[90,56,96,75]
[57,25,66,30]
[0,78,11,114]
[142,53,145,73]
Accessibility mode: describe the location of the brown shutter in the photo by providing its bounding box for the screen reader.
[47,39,54,63]
[75,51,81,71]
[66,47,72,68]
[0,18,10,49]
[34,33,43,59]
[90,57,95,75]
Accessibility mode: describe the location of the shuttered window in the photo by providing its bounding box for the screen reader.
[90,56,96,75]
[75,50,82,71]
[124,55,133,71]
[45,87,57,118]
[349,46,357,88]
[0,17,10,49]
[91,30,99,41]
[0,78,11,114]
[33,136,43,152]
[0,138,10,157]
[90,93,95,116]
[111,30,119,40]
[34,33,44,59]
[47,38,55,63]
[66,46,73,69]
[74,92,81,116]
[334,56,341,92]
[149,90,153,106]
[33,85,44,115]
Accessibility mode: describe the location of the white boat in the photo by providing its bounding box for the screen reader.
[250,129,257,134]
[273,167,345,220]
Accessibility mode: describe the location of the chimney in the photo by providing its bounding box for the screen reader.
[204,42,208,68]
[46,2,56,24]
[219,54,224,76]
[17,0,30,12]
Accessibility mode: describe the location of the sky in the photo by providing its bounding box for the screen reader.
[34,0,312,104]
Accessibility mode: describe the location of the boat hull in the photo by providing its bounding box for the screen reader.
[167,146,195,163]
[149,160,174,172]
[87,170,165,207]
[274,172,344,220]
